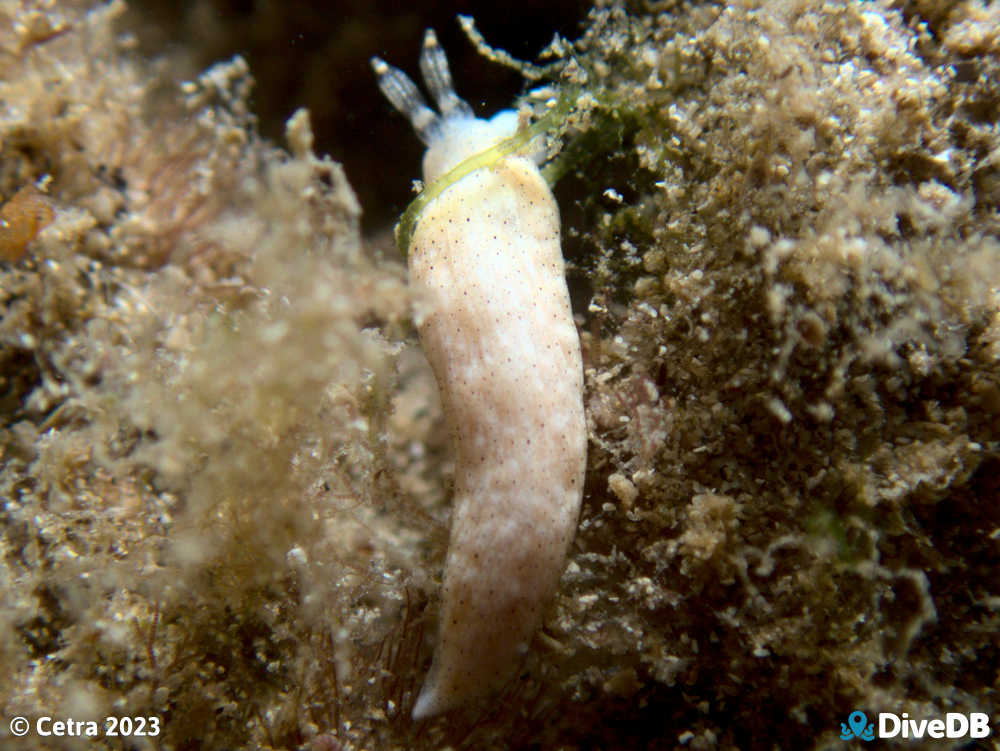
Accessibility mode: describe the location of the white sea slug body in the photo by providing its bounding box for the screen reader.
[372,32,586,720]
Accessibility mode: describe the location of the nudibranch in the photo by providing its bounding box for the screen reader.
[372,30,586,720]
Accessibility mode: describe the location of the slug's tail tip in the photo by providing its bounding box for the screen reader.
[411,682,439,720]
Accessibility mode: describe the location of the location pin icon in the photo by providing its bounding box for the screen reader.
[848,711,868,738]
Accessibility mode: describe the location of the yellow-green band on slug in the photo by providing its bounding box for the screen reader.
[394,90,577,255]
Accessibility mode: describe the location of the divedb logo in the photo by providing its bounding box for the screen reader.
[840,710,992,741]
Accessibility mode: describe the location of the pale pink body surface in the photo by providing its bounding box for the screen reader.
[373,31,586,719]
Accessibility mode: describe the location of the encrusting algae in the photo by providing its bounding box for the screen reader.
[1,1,998,750]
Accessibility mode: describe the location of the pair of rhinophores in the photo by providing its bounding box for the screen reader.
[371,31,587,720]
